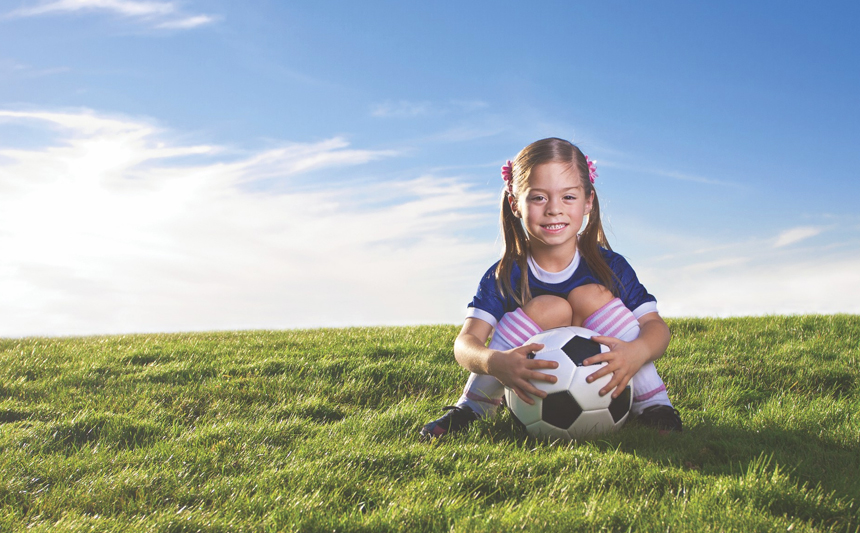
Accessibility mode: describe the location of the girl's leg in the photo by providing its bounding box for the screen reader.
[581,297,673,415]
[456,296,572,417]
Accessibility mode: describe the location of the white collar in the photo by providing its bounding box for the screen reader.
[527,250,580,284]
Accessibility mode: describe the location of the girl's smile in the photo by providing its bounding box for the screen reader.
[541,223,569,232]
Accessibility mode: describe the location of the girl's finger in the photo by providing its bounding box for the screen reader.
[522,377,549,397]
[590,335,617,346]
[527,358,559,370]
[514,386,536,405]
[600,371,630,397]
[610,376,632,398]
[529,370,557,384]
[599,380,617,397]
[582,353,608,366]
[518,343,544,355]
[585,363,612,383]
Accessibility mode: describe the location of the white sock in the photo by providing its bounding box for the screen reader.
[456,308,542,417]
[583,298,673,415]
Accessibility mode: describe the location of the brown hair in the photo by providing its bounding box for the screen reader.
[496,137,618,306]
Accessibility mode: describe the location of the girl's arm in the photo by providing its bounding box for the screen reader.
[454,318,557,405]
[585,312,671,398]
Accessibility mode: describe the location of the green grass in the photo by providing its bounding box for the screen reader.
[1,315,858,532]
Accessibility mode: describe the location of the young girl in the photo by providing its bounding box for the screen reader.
[420,137,682,439]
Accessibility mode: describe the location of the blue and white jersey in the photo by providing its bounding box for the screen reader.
[466,248,657,328]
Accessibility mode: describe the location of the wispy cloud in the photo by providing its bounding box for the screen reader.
[370,99,491,118]
[6,0,217,29]
[155,13,213,29]
[229,137,398,182]
[599,160,741,188]
[0,58,70,78]
[450,100,489,112]
[0,109,497,337]
[371,100,432,118]
[773,226,825,248]
[427,124,507,144]
[672,256,750,273]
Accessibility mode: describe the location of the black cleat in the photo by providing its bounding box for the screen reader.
[635,405,683,432]
[420,405,479,439]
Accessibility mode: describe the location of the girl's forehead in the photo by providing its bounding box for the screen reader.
[526,161,582,188]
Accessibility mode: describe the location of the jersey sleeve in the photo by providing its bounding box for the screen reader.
[608,253,658,317]
[466,262,507,328]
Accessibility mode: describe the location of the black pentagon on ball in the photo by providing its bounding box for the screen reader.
[608,386,632,423]
[542,391,583,429]
[561,335,602,366]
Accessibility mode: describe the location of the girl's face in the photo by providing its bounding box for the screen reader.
[510,161,594,255]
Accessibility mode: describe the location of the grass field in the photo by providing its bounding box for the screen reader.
[1,315,858,532]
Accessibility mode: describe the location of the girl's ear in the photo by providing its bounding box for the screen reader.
[585,191,595,215]
[508,194,521,218]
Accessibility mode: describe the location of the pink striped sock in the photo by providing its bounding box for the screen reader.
[492,307,542,350]
[582,298,638,340]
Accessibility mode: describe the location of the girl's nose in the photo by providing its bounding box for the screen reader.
[546,198,562,214]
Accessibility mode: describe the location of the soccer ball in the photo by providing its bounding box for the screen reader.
[504,326,633,441]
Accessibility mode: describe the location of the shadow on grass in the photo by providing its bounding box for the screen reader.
[441,413,852,531]
[485,409,859,503]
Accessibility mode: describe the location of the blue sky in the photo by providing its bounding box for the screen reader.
[1,1,859,337]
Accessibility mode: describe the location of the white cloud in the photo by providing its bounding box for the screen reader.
[648,256,860,317]
[12,0,174,17]
[625,220,860,318]
[773,226,825,248]
[155,14,214,29]
[0,109,497,337]
[7,0,216,29]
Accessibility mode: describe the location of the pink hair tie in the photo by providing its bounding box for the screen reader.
[585,155,598,184]
[501,160,513,194]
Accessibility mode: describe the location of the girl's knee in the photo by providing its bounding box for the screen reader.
[567,284,615,326]
[522,295,573,330]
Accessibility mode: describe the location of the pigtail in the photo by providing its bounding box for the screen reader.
[496,191,531,306]
[575,154,621,297]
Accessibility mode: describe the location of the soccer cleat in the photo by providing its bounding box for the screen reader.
[419,405,479,439]
[634,405,683,432]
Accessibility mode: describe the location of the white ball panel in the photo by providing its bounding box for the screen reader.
[504,387,542,426]
[531,350,577,394]
[569,363,614,410]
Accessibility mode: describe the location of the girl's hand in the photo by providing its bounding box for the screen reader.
[582,336,650,398]
[487,343,557,405]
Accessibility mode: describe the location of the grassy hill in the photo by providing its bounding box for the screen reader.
[1,315,858,532]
